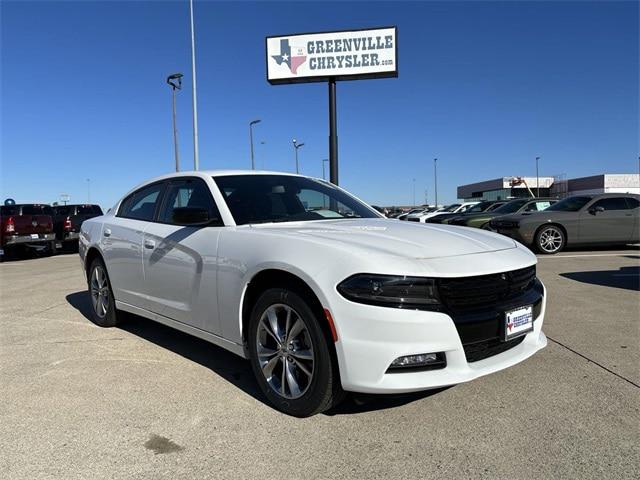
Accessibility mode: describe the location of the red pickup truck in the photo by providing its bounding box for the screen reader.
[0,204,56,261]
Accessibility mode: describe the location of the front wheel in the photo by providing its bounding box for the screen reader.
[535,225,566,254]
[248,287,343,417]
[88,257,121,327]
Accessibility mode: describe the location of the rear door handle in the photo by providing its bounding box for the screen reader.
[103,228,111,237]
[144,239,155,249]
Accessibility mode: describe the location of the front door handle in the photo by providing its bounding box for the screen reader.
[103,228,111,237]
[144,239,155,249]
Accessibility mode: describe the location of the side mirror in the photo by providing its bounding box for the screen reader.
[172,207,217,226]
[589,206,605,215]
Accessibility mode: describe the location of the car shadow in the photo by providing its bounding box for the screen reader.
[65,291,444,416]
[560,266,639,291]
[324,387,451,416]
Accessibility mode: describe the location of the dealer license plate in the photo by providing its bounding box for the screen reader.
[504,305,533,341]
[30,234,39,239]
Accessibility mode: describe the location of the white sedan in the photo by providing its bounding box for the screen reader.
[80,171,547,417]
[406,202,481,223]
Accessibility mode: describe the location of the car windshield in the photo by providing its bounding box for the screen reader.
[493,199,528,214]
[486,202,506,211]
[466,201,493,213]
[442,204,461,212]
[214,175,379,225]
[545,196,592,212]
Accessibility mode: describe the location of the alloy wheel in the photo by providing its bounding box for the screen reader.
[256,304,315,399]
[538,226,563,253]
[90,265,110,318]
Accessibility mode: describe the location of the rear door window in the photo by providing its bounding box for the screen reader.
[158,178,221,225]
[624,197,639,209]
[591,198,630,211]
[118,183,165,221]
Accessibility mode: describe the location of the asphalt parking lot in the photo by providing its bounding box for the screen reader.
[1,250,638,479]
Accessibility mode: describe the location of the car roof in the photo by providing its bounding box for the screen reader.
[141,169,308,184]
[578,192,640,199]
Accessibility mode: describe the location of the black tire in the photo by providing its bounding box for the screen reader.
[87,257,121,327]
[247,286,344,417]
[535,224,566,254]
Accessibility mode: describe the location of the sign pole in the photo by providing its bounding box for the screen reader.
[329,78,338,185]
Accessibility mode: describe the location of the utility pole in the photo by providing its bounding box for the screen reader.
[167,73,183,172]
[293,139,304,174]
[249,119,261,169]
[412,178,416,206]
[189,0,200,170]
[535,156,540,197]
[328,79,338,185]
[434,158,438,207]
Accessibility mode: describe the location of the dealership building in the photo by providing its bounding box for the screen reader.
[457,173,640,201]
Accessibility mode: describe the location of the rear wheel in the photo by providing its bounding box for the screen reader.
[535,225,566,254]
[248,287,343,417]
[88,257,121,327]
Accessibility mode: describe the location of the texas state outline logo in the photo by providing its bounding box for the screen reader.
[271,39,307,74]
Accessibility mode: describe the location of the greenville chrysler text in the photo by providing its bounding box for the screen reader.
[79,171,547,417]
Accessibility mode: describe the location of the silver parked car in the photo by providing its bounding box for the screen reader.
[490,193,640,254]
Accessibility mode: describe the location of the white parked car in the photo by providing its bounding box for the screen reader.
[407,202,480,223]
[80,171,547,416]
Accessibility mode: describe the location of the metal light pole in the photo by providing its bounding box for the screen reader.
[189,0,200,170]
[412,178,416,206]
[249,119,261,169]
[167,73,183,172]
[535,156,540,197]
[322,159,329,180]
[328,79,338,185]
[434,158,438,207]
[293,139,304,174]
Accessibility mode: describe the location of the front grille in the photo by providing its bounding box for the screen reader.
[437,266,536,314]
[463,336,525,363]
[436,266,541,363]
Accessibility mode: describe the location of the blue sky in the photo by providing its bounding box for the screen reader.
[1,0,638,208]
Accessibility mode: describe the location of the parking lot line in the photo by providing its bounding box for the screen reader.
[537,253,638,259]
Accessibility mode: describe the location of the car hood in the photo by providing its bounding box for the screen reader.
[251,218,517,259]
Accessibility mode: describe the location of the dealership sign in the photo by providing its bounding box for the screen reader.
[266,27,398,84]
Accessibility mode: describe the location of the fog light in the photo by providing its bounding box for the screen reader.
[387,352,446,373]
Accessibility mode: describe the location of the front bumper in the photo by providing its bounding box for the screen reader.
[332,282,547,394]
[494,227,533,245]
[3,233,55,246]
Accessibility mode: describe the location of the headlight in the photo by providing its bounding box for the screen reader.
[337,274,441,309]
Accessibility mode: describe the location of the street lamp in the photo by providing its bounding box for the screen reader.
[167,73,183,172]
[249,119,261,170]
[434,158,438,207]
[412,178,416,206]
[322,159,329,180]
[293,139,304,174]
[535,156,540,198]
